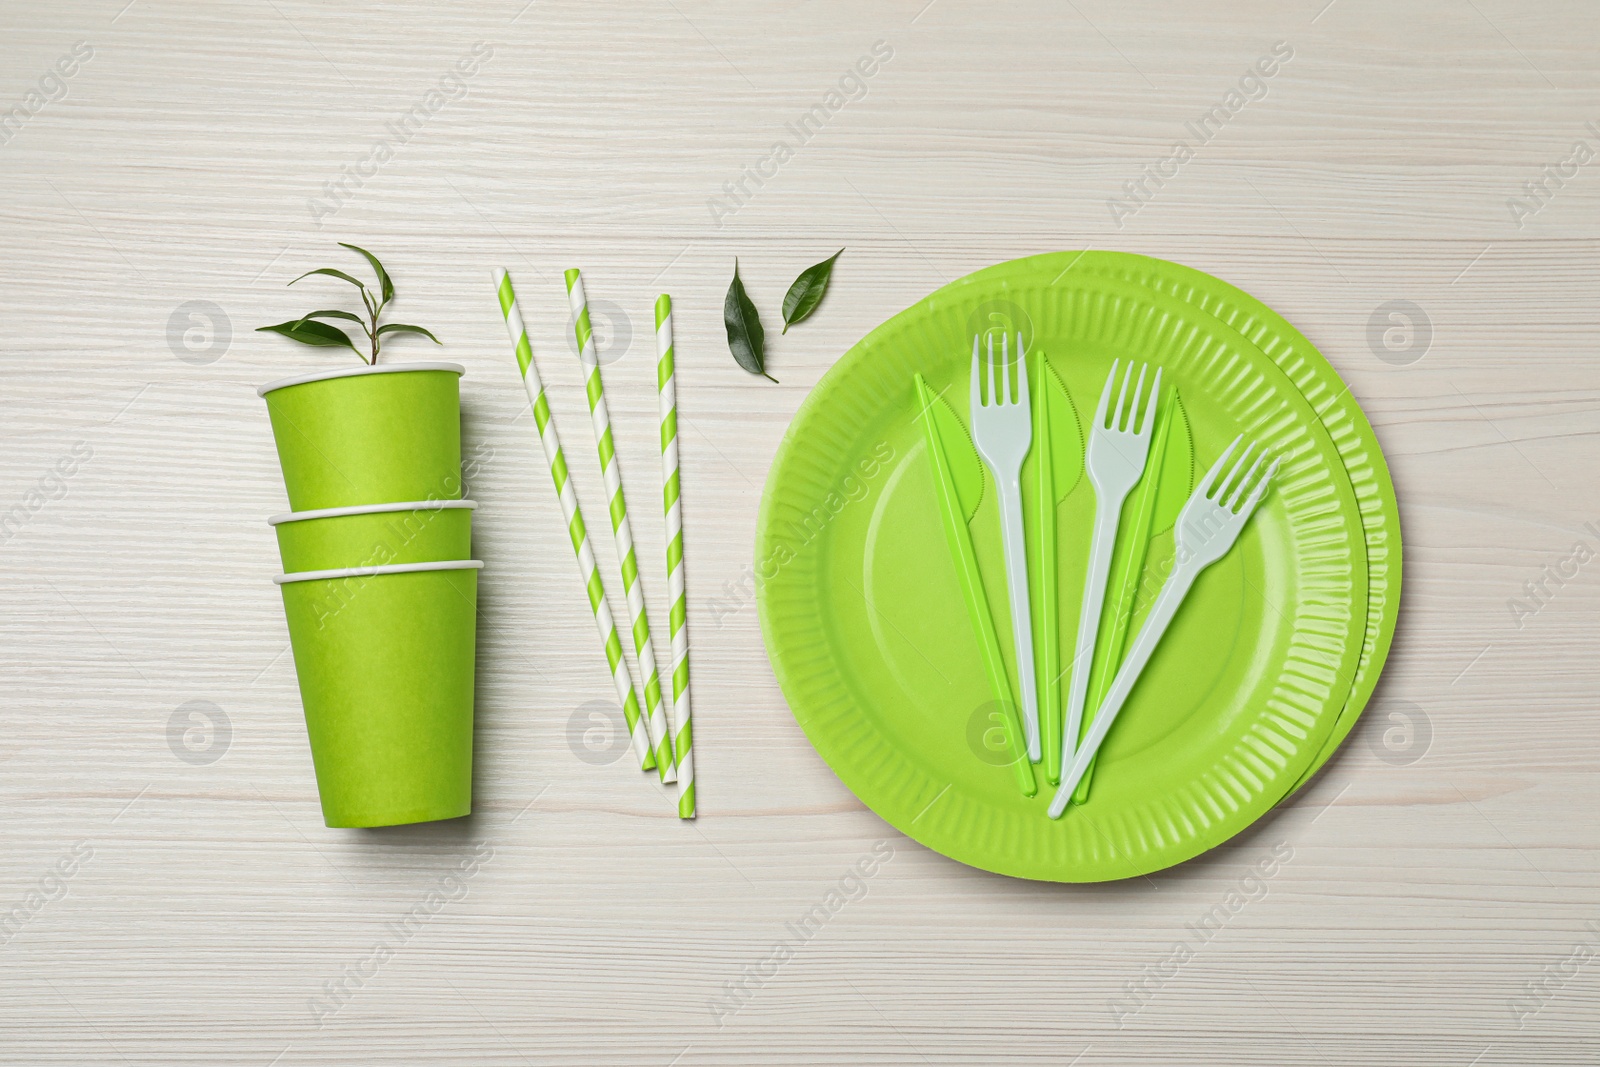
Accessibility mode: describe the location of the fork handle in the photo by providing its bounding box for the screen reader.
[1063,492,1129,770]
[1048,565,1197,818]
[996,475,1040,761]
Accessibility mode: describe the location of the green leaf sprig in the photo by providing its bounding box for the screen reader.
[781,248,842,333]
[723,249,843,382]
[257,243,439,365]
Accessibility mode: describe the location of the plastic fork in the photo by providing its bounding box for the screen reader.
[1063,361,1160,773]
[1048,437,1278,818]
[969,333,1040,761]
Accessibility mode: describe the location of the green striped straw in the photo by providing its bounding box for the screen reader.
[656,295,695,819]
[566,269,677,784]
[493,269,656,775]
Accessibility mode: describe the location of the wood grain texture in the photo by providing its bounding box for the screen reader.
[1,0,1598,1063]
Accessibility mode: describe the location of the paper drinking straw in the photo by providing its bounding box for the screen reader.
[656,295,695,819]
[493,269,656,775]
[566,269,677,784]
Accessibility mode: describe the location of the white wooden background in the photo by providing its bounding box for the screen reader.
[1,0,1597,1063]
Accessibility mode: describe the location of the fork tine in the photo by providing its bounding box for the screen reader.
[979,334,992,409]
[1217,442,1258,503]
[1197,436,1243,498]
[1225,450,1267,510]
[970,335,981,411]
[1129,364,1149,432]
[1141,367,1162,434]
[1001,332,1011,404]
[1014,334,1029,406]
[1115,360,1134,430]
[1237,459,1279,518]
[1094,360,1118,426]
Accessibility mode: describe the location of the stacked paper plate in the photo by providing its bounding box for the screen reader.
[755,252,1398,882]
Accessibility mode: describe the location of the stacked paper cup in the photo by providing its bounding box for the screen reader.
[258,362,481,828]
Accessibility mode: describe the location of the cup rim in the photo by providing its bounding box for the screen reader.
[257,361,466,398]
[274,559,484,585]
[268,499,478,527]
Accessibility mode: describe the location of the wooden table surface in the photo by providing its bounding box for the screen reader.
[2,1,1598,1063]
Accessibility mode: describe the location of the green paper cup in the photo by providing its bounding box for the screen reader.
[259,363,465,511]
[269,500,476,574]
[276,560,481,828]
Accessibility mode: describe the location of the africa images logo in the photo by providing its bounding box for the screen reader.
[0,41,94,148]
[706,40,895,229]
[1106,41,1294,229]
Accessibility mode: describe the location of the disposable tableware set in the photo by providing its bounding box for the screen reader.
[756,250,1399,881]
[494,269,696,819]
[254,246,1394,866]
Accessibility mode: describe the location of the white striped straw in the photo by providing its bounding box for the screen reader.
[566,269,677,784]
[656,295,695,819]
[493,269,655,775]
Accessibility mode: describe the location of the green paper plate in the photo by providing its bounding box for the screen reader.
[1063,252,1399,795]
[757,264,1370,881]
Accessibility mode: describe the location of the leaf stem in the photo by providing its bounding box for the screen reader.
[361,287,380,364]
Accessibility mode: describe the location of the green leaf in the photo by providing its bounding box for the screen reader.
[724,259,773,383]
[289,267,369,294]
[256,319,358,350]
[781,248,842,333]
[376,323,441,344]
[339,243,394,305]
[295,309,366,326]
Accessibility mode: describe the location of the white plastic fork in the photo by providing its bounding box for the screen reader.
[1062,361,1161,773]
[969,332,1040,761]
[1048,436,1279,818]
